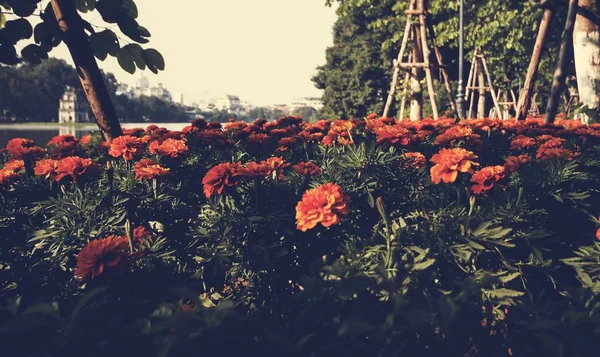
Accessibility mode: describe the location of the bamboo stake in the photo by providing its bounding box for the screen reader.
[545,0,579,124]
[383,0,416,118]
[427,21,458,117]
[481,54,502,117]
[516,5,553,120]
[417,0,438,119]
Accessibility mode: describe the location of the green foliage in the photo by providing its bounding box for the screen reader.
[317,0,568,118]
[0,0,164,74]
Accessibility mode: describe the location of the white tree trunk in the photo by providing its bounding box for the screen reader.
[574,0,600,123]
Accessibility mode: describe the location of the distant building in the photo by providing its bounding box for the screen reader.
[289,97,323,112]
[116,75,173,102]
[58,87,90,124]
[214,94,244,114]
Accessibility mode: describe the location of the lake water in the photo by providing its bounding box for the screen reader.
[0,123,189,147]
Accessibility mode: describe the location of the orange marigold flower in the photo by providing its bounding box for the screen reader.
[201,162,244,197]
[430,148,479,184]
[330,120,354,133]
[3,160,24,173]
[509,135,536,150]
[374,125,410,146]
[80,134,93,146]
[265,157,290,179]
[108,135,146,161]
[74,236,131,282]
[0,169,19,186]
[47,134,82,158]
[435,126,481,147]
[55,156,98,182]
[247,133,270,144]
[34,159,60,180]
[401,152,426,169]
[148,138,188,158]
[239,161,272,178]
[295,183,350,232]
[504,155,531,172]
[470,166,506,195]
[536,147,579,161]
[132,226,152,244]
[133,159,170,181]
[6,138,46,160]
[293,161,321,176]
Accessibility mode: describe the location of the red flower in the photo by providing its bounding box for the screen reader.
[295,183,350,231]
[133,159,170,181]
[247,133,270,144]
[3,160,24,173]
[6,138,46,160]
[430,148,479,184]
[201,162,244,197]
[148,138,188,158]
[0,168,19,186]
[47,135,82,158]
[509,135,536,150]
[80,134,93,147]
[265,157,290,179]
[374,125,410,146]
[470,166,506,195]
[109,135,146,161]
[55,156,98,182]
[239,161,272,178]
[34,159,60,180]
[400,152,426,169]
[133,226,152,244]
[293,162,321,176]
[536,147,579,161]
[74,236,131,282]
[504,155,531,172]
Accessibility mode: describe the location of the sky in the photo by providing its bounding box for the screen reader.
[47,0,338,107]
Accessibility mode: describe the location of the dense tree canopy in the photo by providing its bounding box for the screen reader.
[0,58,187,123]
[315,0,569,119]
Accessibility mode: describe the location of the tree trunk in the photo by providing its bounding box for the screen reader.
[545,0,579,124]
[50,0,122,141]
[410,27,424,121]
[516,5,553,120]
[573,0,600,123]
[477,70,486,118]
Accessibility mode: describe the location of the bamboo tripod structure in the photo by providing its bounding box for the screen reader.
[465,49,502,119]
[496,88,517,119]
[382,0,456,120]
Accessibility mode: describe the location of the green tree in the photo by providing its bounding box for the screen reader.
[317,0,567,118]
[0,0,165,139]
[292,106,319,122]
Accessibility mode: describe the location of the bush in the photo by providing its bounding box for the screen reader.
[1,116,600,357]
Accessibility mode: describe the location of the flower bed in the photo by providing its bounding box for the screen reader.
[1,116,600,356]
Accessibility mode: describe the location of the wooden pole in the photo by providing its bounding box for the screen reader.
[545,0,579,124]
[418,0,439,119]
[50,0,122,141]
[427,21,458,117]
[383,0,416,118]
[399,53,413,119]
[516,5,554,120]
[481,54,502,118]
[410,26,424,121]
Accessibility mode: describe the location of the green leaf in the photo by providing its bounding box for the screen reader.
[0,12,6,29]
[21,44,48,65]
[6,0,37,17]
[75,0,96,12]
[122,0,138,18]
[142,48,165,74]
[89,30,119,60]
[412,258,435,271]
[117,43,145,74]
[485,288,524,299]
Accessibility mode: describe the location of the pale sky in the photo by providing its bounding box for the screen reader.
[48,1,338,107]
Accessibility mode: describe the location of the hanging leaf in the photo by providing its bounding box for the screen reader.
[90,29,119,60]
[0,18,33,44]
[75,0,96,13]
[122,0,138,18]
[142,48,165,74]
[21,43,48,65]
[6,0,38,17]
[0,12,6,30]
[117,43,145,74]
[117,16,149,44]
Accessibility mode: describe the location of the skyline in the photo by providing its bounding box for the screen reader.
[46,1,338,107]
